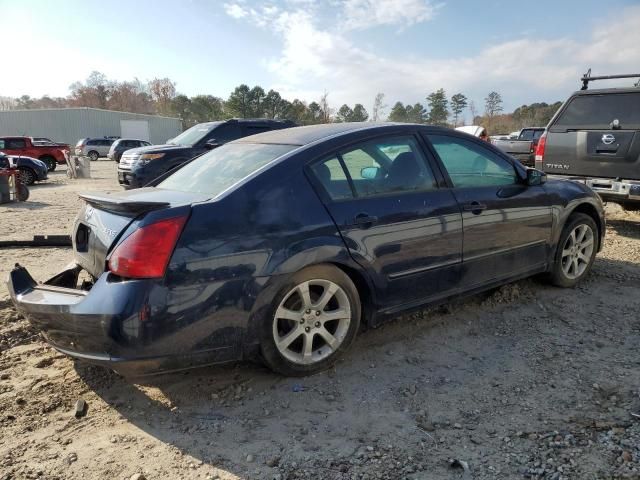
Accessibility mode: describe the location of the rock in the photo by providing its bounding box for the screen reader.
[0,373,9,380]
[246,454,254,463]
[266,456,280,467]
[129,474,146,480]
[74,399,87,418]
[453,423,462,429]
[621,450,633,463]
[66,452,78,464]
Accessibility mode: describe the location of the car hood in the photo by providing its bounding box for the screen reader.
[123,144,194,155]
[10,156,48,171]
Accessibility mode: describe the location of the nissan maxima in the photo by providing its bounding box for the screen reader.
[7,123,605,376]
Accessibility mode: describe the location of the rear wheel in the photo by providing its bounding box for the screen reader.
[550,213,598,287]
[88,151,99,161]
[260,265,361,376]
[40,155,56,172]
[18,167,36,185]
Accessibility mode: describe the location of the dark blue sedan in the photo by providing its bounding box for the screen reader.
[7,123,605,376]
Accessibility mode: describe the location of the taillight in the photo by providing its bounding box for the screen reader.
[108,215,187,279]
[534,132,547,169]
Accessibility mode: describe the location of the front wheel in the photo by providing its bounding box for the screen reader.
[18,167,36,185]
[88,151,99,161]
[550,213,598,287]
[260,265,361,376]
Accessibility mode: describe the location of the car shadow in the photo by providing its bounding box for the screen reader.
[607,219,640,240]
[0,200,51,209]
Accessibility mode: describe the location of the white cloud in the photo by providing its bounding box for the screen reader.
[341,0,439,30]
[223,3,249,19]
[224,3,640,112]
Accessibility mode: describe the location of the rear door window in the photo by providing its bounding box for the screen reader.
[428,134,518,188]
[553,93,640,130]
[5,138,26,149]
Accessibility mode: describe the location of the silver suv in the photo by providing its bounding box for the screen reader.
[75,138,118,161]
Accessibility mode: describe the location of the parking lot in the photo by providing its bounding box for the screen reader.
[0,160,638,479]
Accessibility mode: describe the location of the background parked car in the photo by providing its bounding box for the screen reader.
[0,152,48,185]
[492,127,545,167]
[537,72,640,210]
[108,138,151,163]
[0,136,69,171]
[75,137,118,161]
[8,123,605,377]
[117,118,294,189]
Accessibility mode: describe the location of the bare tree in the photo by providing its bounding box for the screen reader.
[371,92,387,122]
[469,100,478,124]
[319,91,332,123]
[148,78,177,115]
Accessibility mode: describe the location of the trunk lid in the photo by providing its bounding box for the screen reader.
[73,188,209,278]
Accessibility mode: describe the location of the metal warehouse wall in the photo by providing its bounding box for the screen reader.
[0,108,182,145]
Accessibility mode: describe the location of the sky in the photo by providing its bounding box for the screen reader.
[1,0,639,114]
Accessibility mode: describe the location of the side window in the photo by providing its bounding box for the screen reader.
[209,124,242,143]
[0,140,5,149]
[244,125,272,136]
[519,130,534,141]
[6,138,26,149]
[87,140,96,146]
[428,134,517,188]
[311,135,437,200]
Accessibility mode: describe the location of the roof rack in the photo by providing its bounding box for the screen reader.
[580,68,640,90]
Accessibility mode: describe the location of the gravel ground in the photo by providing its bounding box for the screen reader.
[1,161,640,480]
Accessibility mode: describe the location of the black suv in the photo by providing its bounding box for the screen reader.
[537,71,640,208]
[117,118,295,189]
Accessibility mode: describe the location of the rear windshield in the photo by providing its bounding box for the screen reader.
[553,93,640,129]
[157,143,296,196]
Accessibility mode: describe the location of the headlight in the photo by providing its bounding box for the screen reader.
[137,153,165,165]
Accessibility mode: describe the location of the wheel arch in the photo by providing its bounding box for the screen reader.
[567,202,604,251]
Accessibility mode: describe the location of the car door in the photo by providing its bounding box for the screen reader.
[425,133,552,288]
[1,137,27,156]
[308,133,463,312]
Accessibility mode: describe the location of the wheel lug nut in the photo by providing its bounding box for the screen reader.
[300,319,305,324]
[315,310,321,316]
[315,322,320,328]
[305,327,310,332]
[305,309,311,314]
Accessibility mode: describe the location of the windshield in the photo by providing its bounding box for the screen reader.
[157,143,297,196]
[168,122,220,146]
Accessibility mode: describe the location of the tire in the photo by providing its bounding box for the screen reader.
[16,183,29,202]
[40,155,56,172]
[260,264,361,376]
[550,213,598,287]
[18,167,36,185]
[88,151,99,161]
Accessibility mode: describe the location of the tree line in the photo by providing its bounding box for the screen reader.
[0,71,561,133]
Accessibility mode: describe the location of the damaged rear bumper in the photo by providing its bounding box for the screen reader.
[6,265,239,376]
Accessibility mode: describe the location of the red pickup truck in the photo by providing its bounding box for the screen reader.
[0,136,70,171]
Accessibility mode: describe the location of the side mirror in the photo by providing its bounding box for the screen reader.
[526,168,546,186]
[361,166,379,179]
[204,139,220,149]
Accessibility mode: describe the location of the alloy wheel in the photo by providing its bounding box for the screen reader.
[272,279,351,365]
[561,224,594,280]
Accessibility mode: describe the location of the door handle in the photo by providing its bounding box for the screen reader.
[463,201,487,213]
[352,213,378,227]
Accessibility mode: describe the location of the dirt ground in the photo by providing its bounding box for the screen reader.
[1,161,640,480]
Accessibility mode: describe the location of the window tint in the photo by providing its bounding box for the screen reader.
[87,140,97,146]
[429,134,517,188]
[210,124,242,143]
[554,93,640,129]
[312,135,437,200]
[157,143,295,195]
[5,138,26,149]
[0,140,5,149]
[519,130,534,141]
[533,130,544,141]
[244,125,272,136]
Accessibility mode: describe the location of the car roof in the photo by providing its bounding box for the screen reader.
[572,87,640,96]
[233,122,421,146]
